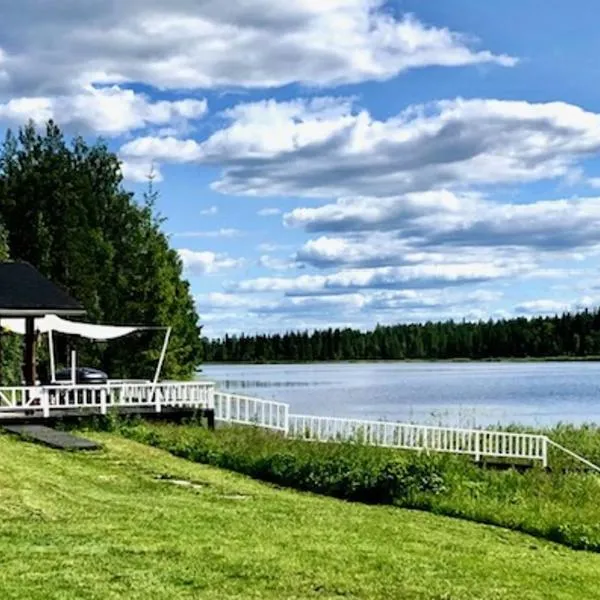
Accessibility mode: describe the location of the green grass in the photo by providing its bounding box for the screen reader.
[117,421,600,552]
[1,433,600,598]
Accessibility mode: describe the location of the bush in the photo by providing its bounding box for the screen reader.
[121,422,449,505]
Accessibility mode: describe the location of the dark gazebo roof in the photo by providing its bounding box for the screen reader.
[0,262,85,317]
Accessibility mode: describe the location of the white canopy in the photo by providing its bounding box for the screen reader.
[0,314,140,340]
[0,314,171,386]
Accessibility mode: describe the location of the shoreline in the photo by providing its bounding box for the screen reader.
[200,355,600,366]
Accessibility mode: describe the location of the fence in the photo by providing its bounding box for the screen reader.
[0,381,215,417]
[6,383,600,469]
[213,391,289,433]
[288,414,548,465]
[212,391,548,465]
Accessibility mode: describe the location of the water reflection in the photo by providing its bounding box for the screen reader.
[201,362,600,427]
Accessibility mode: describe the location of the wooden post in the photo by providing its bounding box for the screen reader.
[24,317,36,386]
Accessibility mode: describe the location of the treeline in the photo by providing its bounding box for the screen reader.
[0,121,202,382]
[203,310,600,362]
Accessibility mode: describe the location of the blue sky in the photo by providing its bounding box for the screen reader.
[2,1,600,336]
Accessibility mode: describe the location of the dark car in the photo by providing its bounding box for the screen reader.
[54,367,108,385]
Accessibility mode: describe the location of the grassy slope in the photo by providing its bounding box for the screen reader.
[0,434,599,600]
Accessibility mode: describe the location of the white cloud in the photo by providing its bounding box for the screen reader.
[288,193,600,256]
[178,249,244,275]
[515,299,571,315]
[515,296,599,316]
[196,287,506,336]
[119,160,163,184]
[0,86,207,135]
[231,261,529,295]
[258,207,282,216]
[258,255,295,271]
[200,206,219,216]
[184,97,600,197]
[0,3,514,100]
[173,228,242,239]
[121,136,203,163]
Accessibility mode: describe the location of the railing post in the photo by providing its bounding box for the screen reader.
[207,384,215,410]
[475,430,481,462]
[155,385,162,413]
[100,388,107,416]
[42,389,50,418]
[283,403,290,436]
[542,436,548,469]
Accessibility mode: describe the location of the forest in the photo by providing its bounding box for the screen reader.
[0,121,202,383]
[202,309,600,362]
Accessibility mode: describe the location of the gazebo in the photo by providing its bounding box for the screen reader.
[0,262,85,385]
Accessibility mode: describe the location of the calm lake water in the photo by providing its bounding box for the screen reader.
[199,362,600,427]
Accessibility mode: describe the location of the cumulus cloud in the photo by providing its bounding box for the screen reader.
[0,86,207,135]
[288,193,600,260]
[119,160,163,184]
[178,249,244,275]
[515,296,599,316]
[258,255,296,271]
[196,287,506,336]
[124,97,600,197]
[0,2,513,99]
[230,261,530,295]
[208,98,600,197]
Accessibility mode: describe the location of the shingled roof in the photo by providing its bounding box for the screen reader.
[0,262,85,317]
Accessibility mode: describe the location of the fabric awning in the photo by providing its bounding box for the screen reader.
[0,314,143,340]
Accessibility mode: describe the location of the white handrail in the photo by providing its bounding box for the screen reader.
[546,439,600,473]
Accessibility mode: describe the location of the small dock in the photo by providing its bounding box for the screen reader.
[2,424,101,450]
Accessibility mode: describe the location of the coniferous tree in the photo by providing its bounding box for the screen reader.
[0,121,202,379]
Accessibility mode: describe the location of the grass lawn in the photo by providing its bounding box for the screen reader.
[0,434,599,598]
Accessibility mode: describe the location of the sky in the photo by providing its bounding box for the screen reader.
[2,1,600,337]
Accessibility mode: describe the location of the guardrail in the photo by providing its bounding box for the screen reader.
[213,391,289,433]
[288,414,548,466]
[5,383,600,470]
[0,381,215,417]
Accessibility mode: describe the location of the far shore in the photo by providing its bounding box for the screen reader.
[200,355,600,367]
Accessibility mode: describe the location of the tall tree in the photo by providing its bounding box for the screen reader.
[0,121,202,379]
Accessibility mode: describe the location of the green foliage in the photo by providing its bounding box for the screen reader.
[0,121,202,379]
[203,310,600,362]
[120,422,600,553]
[0,225,21,384]
[122,422,449,505]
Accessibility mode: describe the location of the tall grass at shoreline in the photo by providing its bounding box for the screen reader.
[110,419,600,552]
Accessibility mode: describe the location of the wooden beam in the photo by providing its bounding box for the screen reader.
[24,317,36,386]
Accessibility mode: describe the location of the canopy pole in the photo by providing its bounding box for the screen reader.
[24,317,37,386]
[153,327,171,386]
[48,329,56,383]
[71,350,76,385]
[150,327,171,406]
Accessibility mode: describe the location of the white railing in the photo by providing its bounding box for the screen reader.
[288,414,548,466]
[3,382,586,468]
[213,391,289,433]
[0,381,215,417]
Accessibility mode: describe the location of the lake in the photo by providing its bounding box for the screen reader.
[199,362,600,427]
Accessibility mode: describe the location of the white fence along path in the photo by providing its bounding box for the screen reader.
[3,381,600,470]
[212,389,549,466]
